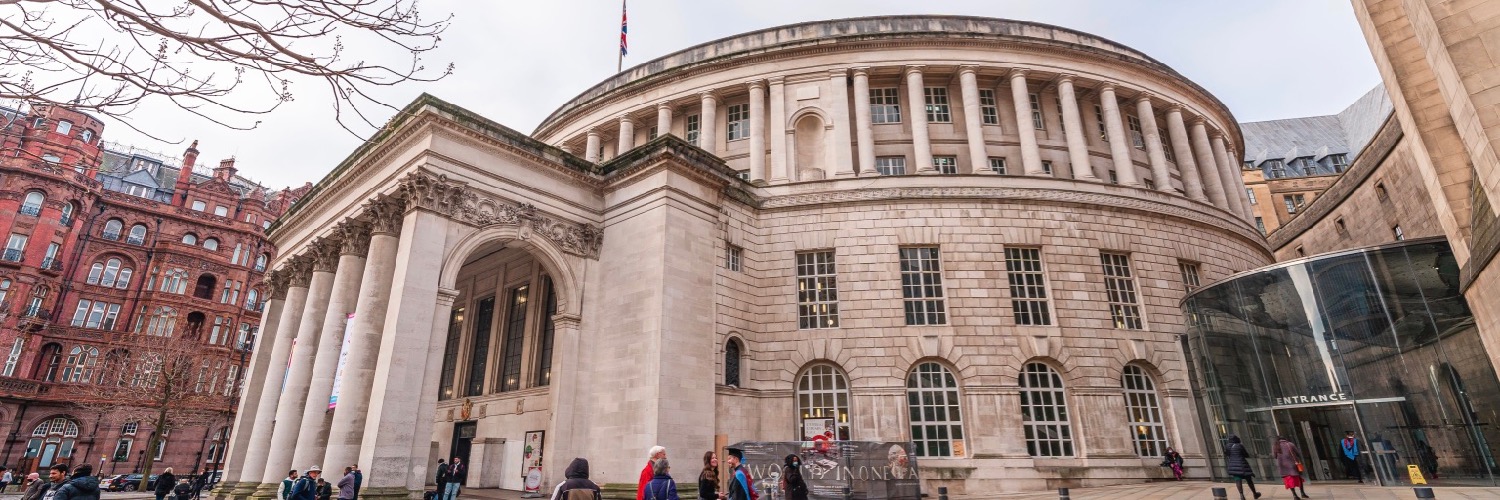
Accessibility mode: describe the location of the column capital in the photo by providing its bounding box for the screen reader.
[363,195,404,236]
[1056,73,1077,84]
[397,169,471,217]
[699,90,717,100]
[957,65,980,76]
[745,79,765,91]
[1007,67,1029,79]
[1188,115,1207,126]
[1097,81,1118,92]
[1134,92,1156,104]
[655,101,672,111]
[585,127,600,138]
[308,237,342,273]
[851,66,871,77]
[617,113,634,124]
[282,256,314,289]
[335,219,372,256]
[1165,102,1184,113]
[1210,130,1226,140]
[264,268,291,300]
[904,64,926,76]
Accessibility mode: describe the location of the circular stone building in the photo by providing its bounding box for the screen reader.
[219,16,1274,499]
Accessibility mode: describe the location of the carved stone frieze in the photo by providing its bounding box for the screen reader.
[397,170,469,217]
[308,238,342,273]
[335,220,373,256]
[364,195,405,236]
[283,257,314,289]
[457,195,603,259]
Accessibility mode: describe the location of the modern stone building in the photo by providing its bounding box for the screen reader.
[217,16,1273,497]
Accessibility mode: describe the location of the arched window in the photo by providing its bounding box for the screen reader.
[116,266,133,289]
[203,238,219,251]
[161,268,189,294]
[100,258,121,287]
[0,278,10,306]
[244,289,259,311]
[21,191,45,216]
[98,350,130,386]
[724,338,742,387]
[103,219,124,240]
[61,346,99,383]
[796,364,851,441]
[193,274,216,300]
[35,343,62,382]
[142,307,176,336]
[182,233,198,245]
[1020,362,1074,457]
[1123,365,1167,457]
[60,202,75,225]
[254,253,268,271]
[907,362,965,457]
[25,416,79,468]
[87,262,105,285]
[128,224,148,245]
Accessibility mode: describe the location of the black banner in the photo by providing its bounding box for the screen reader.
[729,441,920,500]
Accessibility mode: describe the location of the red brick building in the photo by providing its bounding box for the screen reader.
[0,103,308,478]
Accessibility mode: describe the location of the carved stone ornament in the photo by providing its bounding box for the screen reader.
[265,269,291,300]
[397,170,469,217]
[335,220,373,256]
[283,257,314,289]
[458,196,604,259]
[364,195,405,236]
[308,237,342,273]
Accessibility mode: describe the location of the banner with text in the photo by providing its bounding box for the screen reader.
[730,441,920,500]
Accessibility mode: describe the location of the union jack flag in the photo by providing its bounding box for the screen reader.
[619,1,628,57]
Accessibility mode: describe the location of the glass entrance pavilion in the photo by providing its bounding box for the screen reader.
[1182,237,1499,486]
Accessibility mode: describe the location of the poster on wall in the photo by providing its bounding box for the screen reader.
[731,441,919,500]
[328,313,355,409]
[522,430,545,494]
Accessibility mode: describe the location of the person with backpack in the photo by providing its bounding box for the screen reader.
[288,466,321,500]
[49,464,101,500]
[550,458,601,500]
[723,449,755,500]
[643,459,678,500]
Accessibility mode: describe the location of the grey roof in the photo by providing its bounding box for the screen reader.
[1240,84,1393,176]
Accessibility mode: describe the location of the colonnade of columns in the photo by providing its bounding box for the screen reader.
[565,65,1256,223]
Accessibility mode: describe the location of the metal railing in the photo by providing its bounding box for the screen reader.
[101,231,121,241]
[2,249,23,262]
[40,258,61,271]
[18,205,41,216]
[126,235,146,245]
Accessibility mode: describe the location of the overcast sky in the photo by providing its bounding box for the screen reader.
[96,0,1381,190]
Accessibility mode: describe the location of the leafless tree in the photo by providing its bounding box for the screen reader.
[0,0,452,137]
[73,330,235,478]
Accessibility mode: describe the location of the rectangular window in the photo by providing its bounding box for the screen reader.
[899,247,946,325]
[1256,217,1266,235]
[726,104,749,141]
[796,251,840,329]
[438,308,463,401]
[870,88,901,124]
[2,338,22,376]
[1328,153,1349,172]
[989,157,1008,175]
[1126,115,1145,149]
[71,300,91,327]
[464,297,495,397]
[534,277,557,387]
[1179,262,1201,292]
[191,200,206,211]
[214,206,229,217]
[1246,188,1257,205]
[1029,93,1044,130]
[1108,170,1118,184]
[1094,105,1108,141]
[497,284,528,392]
[924,87,951,123]
[647,126,658,141]
[1041,160,1053,176]
[1267,160,1286,178]
[725,244,743,272]
[1101,253,1143,330]
[875,156,906,176]
[1005,248,1051,326]
[1162,132,1176,161]
[1393,225,1405,241]
[685,114,700,144]
[933,156,958,174]
[1144,178,1156,190]
[978,89,1000,125]
[1284,194,1306,214]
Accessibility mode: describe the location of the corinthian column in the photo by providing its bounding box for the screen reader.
[905,66,935,173]
[1165,105,1207,202]
[584,129,601,163]
[1190,118,1229,209]
[1057,75,1097,181]
[699,92,718,153]
[1098,83,1140,186]
[1211,132,1248,217]
[323,197,404,471]
[1135,94,1172,191]
[768,77,789,183]
[243,263,308,493]
[958,66,988,175]
[1009,69,1044,176]
[851,68,875,176]
[617,114,635,154]
[746,80,767,183]
[260,241,339,483]
[221,270,292,493]
[290,222,370,469]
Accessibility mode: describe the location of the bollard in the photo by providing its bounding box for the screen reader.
[1414,487,1435,499]
[937,487,948,500]
[1057,487,1069,500]
[1211,487,1227,500]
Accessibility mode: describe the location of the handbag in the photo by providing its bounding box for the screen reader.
[1295,461,1304,472]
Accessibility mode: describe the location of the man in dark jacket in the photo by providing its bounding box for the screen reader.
[550,458,600,500]
[723,449,754,500]
[442,458,465,500]
[434,460,449,495]
[50,464,101,500]
[288,466,322,500]
[154,468,177,500]
[348,465,362,500]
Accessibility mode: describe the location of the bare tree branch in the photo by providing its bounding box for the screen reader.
[0,0,452,136]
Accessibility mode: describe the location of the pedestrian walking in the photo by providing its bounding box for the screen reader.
[288,466,321,500]
[1339,431,1362,483]
[638,446,666,500]
[4,467,14,493]
[1273,436,1309,499]
[442,457,465,500]
[1161,447,1185,481]
[155,468,177,500]
[723,448,755,500]
[643,459,679,500]
[278,471,299,500]
[338,467,358,500]
[1224,435,1261,500]
[697,452,720,500]
[49,464,100,500]
[173,480,192,500]
[550,458,601,500]
[434,459,449,497]
[20,473,48,500]
[780,455,806,500]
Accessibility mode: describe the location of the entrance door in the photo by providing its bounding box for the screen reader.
[450,422,476,465]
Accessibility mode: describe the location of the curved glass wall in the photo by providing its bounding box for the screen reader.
[1184,237,1499,486]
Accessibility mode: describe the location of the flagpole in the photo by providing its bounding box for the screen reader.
[616,0,626,73]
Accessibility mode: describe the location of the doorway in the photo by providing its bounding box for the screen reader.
[450,421,476,465]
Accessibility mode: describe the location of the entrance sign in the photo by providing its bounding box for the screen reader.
[730,441,919,500]
[1407,464,1427,485]
[1274,393,1348,406]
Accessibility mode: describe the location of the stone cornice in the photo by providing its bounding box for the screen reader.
[396,169,605,259]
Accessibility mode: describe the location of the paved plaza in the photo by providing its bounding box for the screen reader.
[945,481,1500,500]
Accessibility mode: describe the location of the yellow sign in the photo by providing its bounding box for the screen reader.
[1408,464,1427,485]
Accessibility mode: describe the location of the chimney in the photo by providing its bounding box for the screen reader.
[214,158,237,182]
[174,140,200,207]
